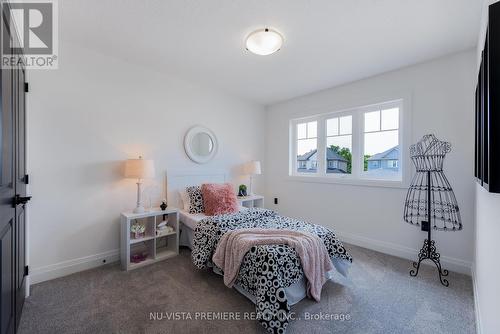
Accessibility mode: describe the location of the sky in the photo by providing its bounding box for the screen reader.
[297,107,399,157]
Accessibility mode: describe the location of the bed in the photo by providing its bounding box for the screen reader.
[179,208,316,305]
[167,172,352,333]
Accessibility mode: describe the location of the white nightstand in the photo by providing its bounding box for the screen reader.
[120,207,179,271]
[238,195,264,208]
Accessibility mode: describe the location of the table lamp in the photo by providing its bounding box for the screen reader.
[125,156,155,213]
[243,160,261,196]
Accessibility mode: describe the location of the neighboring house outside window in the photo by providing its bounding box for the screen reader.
[367,146,399,171]
[295,121,318,173]
[297,150,317,173]
[297,147,348,173]
[326,148,348,173]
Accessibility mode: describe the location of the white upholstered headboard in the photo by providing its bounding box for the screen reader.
[166,170,226,209]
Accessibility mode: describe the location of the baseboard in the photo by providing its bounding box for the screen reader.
[471,263,482,334]
[29,249,120,285]
[28,232,472,283]
[337,231,472,275]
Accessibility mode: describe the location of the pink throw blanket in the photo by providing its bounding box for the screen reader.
[212,228,334,302]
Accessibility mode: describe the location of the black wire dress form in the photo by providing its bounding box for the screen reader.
[403,134,462,287]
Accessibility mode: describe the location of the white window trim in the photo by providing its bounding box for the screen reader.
[289,98,410,188]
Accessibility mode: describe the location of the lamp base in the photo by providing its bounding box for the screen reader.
[133,206,145,214]
[249,175,254,196]
[410,238,449,287]
[133,181,144,214]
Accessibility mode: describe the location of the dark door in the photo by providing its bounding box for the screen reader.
[13,64,27,330]
[0,2,28,333]
[0,46,15,334]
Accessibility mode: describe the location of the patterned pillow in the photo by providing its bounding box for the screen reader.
[186,186,204,214]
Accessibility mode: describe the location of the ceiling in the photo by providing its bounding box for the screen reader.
[60,0,482,105]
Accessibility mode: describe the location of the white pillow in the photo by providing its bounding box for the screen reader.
[178,190,190,211]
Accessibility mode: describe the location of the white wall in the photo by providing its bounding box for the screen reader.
[26,41,266,283]
[474,1,500,333]
[265,50,476,274]
[474,185,500,334]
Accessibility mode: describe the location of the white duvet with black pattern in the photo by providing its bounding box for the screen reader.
[192,208,352,334]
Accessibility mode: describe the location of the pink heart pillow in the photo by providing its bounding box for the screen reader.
[201,183,239,216]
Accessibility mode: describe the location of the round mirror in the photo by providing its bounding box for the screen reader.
[184,126,218,164]
[191,132,214,156]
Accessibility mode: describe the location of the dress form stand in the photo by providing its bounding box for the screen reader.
[403,135,462,287]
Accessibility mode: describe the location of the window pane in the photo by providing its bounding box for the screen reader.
[307,121,317,138]
[297,138,317,173]
[363,130,400,179]
[326,118,338,136]
[364,130,398,156]
[326,135,352,174]
[297,123,307,139]
[381,108,399,130]
[297,138,317,155]
[364,111,380,132]
[339,116,352,135]
[327,135,352,151]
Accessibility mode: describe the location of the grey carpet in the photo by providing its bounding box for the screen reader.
[19,244,476,334]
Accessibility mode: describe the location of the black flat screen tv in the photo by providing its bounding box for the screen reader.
[476,2,500,193]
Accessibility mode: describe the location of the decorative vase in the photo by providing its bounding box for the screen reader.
[160,200,167,211]
[238,185,247,197]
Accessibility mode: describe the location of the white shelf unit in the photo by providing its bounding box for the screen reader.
[237,195,264,208]
[120,207,179,271]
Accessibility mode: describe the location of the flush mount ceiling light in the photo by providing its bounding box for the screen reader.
[245,28,284,56]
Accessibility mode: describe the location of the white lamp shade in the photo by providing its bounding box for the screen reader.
[124,158,155,179]
[244,161,261,175]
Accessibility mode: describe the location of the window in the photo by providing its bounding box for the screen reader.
[328,160,338,169]
[326,116,352,174]
[296,121,317,173]
[363,107,399,179]
[290,100,403,183]
[387,160,398,168]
